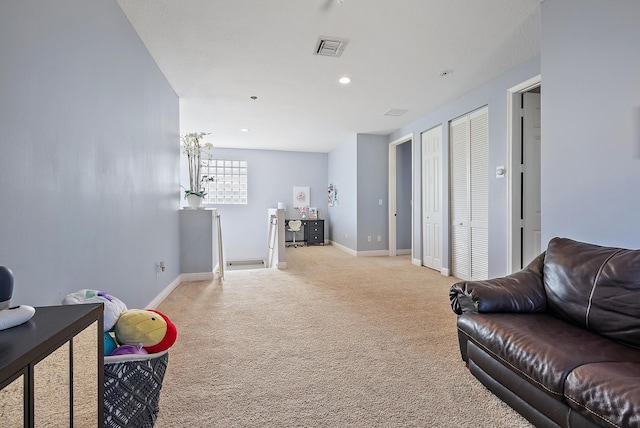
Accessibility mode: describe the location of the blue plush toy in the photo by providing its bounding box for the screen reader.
[104,332,117,356]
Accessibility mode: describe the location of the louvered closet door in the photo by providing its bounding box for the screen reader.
[450,116,470,279]
[450,107,488,281]
[469,108,489,279]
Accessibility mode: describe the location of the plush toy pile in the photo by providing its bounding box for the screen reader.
[62,289,177,356]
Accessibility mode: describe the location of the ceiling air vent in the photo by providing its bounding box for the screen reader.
[314,37,348,57]
[383,108,408,117]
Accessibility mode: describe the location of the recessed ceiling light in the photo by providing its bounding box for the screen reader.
[439,70,454,77]
[339,76,351,84]
[240,128,250,132]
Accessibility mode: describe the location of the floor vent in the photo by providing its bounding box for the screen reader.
[226,260,265,271]
[314,37,348,57]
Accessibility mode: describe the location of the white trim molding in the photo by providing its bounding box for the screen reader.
[506,74,542,274]
[146,275,182,309]
[180,272,215,282]
[330,241,357,256]
[356,250,390,257]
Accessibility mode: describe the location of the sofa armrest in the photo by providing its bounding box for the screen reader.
[450,252,547,315]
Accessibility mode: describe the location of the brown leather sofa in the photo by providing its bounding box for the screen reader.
[449,237,640,428]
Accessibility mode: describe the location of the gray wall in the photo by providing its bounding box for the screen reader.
[356,134,389,251]
[540,0,640,248]
[388,57,541,276]
[186,148,328,263]
[326,134,391,253]
[180,210,217,274]
[327,137,358,249]
[0,0,180,308]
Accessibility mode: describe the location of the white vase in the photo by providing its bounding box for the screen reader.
[186,194,203,209]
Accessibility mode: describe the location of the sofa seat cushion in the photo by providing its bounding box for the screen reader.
[457,313,640,399]
[565,362,640,428]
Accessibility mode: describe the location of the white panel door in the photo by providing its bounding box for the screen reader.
[450,107,488,281]
[522,92,541,267]
[422,126,442,271]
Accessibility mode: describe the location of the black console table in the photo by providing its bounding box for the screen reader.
[286,219,325,246]
[0,303,104,427]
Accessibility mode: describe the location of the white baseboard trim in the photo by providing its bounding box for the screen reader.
[357,250,390,257]
[330,241,357,256]
[277,261,288,269]
[331,241,405,258]
[412,258,421,266]
[147,264,223,309]
[146,275,182,310]
[397,249,412,255]
[180,272,215,282]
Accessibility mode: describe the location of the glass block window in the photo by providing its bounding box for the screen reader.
[201,159,248,204]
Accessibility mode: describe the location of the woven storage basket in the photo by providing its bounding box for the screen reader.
[104,350,169,428]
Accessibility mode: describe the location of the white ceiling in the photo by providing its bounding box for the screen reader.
[116,0,541,153]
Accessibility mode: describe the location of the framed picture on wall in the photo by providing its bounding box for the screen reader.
[293,186,310,208]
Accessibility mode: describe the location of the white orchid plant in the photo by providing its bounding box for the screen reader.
[181,132,213,198]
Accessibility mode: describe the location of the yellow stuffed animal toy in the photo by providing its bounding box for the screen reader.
[114,308,177,354]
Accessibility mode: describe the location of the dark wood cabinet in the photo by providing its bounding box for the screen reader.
[305,220,325,245]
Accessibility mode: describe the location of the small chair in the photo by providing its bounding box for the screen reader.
[287,220,303,247]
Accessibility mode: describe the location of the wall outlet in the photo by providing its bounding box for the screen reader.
[379,199,383,205]
[377,235,381,242]
[156,261,166,278]
[368,236,372,242]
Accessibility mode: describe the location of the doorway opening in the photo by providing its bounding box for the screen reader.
[507,75,542,273]
[388,134,413,258]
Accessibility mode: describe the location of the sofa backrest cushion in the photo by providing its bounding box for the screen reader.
[543,237,640,349]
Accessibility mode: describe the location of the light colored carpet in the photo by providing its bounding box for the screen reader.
[155,245,532,427]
